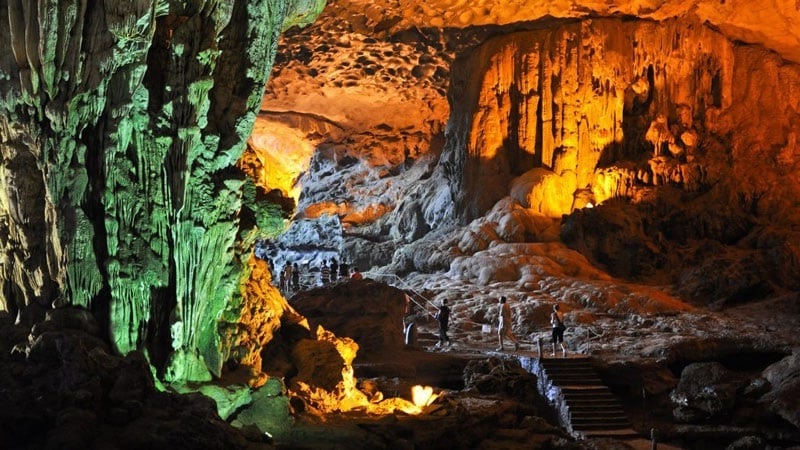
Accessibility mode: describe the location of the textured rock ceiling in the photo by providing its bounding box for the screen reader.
[255,0,800,214]
[254,0,800,290]
[327,0,800,63]
[261,0,800,139]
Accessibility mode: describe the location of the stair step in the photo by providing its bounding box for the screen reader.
[563,390,616,397]
[572,423,633,431]
[573,418,630,426]
[569,407,626,414]
[580,429,640,438]
[563,396,619,404]
[562,388,613,394]
[570,407,626,414]
[572,419,632,426]
[547,378,600,384]
[563,390,615,397]
[546,370,598,375]
[546,369,595,374]
[540,362,593,368]
[547,376,602,383]
[571,415,631,423]
[531,357,636,440]
[568,404,621,411]
[540,359,594,365]
[571,414,629,422]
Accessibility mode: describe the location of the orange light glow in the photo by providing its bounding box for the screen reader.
[288,327,440,416]
[245,117,315,202]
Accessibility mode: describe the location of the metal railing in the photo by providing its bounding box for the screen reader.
[363,270,438,318]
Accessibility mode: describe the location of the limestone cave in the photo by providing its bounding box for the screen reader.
[1,0,799,449]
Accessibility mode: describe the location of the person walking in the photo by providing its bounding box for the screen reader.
[496,296,519,351]
[435,299,451,347]
[551,303,567,357]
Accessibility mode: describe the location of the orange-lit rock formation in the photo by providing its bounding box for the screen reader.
[253,2,800,273]
[443,18,735,220]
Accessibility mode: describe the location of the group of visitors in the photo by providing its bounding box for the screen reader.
[429,296,569,358]
[272,256,366,295]
[496,297,568,357]
[318,258,357,284]
[278,262,301,293]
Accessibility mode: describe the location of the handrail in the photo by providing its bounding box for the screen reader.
[363,270,437,317]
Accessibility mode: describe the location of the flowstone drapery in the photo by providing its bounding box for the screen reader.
[0,0,325,382]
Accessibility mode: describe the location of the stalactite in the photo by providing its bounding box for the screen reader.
[444,18,738,222]
[0,0,326,384]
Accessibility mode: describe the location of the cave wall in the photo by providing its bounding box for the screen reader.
[0,0,325,382]
[433,17,800,225]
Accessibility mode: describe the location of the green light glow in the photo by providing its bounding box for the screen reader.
[0,0,326,385]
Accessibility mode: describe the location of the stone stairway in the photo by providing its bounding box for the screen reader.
[532,357,637,439]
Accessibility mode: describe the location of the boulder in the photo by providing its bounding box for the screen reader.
[760,350,800,429]
[288,279,406,357]
[670,362,743,423]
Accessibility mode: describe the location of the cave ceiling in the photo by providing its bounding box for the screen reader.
[252,0,800,217]
[261,0,800,129]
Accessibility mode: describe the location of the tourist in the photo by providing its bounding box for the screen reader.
[339,259,349,279]
[282,263,293,293]
[320,260,331,284]
[330,258,339,282]
[551,303,567,357]
[496,296,519,351]
[435,299,451,347]
[403,293,418,347]
[291,263,300,291]
[350,267,363,280]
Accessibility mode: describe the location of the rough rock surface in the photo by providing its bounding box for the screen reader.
[3,0,800,449]
[670,362,743,423]
[0,0,327,383]
[288,279,407,355]
[0,309,271,450]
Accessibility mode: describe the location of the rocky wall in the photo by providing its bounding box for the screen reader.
[0,0,325,382]
[428,17,800,228]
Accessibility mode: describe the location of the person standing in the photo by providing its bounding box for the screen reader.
[330,258,339,282]
[281,263,293,293]
[403,293,419,348]
[291,263,300,291]
[497,296,519,351]
[320,260,331,285]
[435,299,451,347]
[551,303,567,357]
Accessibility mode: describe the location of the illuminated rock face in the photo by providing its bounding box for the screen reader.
[257,2,800,267]
[438,17,800,224]
[441,18,735,222]
[0,1,325,382]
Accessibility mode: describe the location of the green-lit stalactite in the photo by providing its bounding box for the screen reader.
[0,0,326,383]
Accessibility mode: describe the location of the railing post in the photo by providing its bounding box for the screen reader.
[586,328,589,353]
[537,335,542,356]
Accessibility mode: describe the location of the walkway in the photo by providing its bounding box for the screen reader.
[517,354,637,439]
